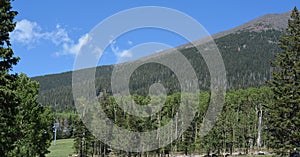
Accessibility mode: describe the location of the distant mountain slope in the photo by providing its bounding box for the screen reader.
[32,11,289,111]
[213,11,289,38]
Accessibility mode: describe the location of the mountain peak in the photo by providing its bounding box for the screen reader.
[212,11,290,39]
[239,11,290,32]
[177,11,290,50]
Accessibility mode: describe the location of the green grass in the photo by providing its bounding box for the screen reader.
[46,138,75,157]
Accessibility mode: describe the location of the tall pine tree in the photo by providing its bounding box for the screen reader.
[268,7,300,155]
[0,0,20,155]
[0,0,53,156]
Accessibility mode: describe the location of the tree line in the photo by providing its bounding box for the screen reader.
[0,0,299,156]
[70,87,273,156]
[33,29,283,112]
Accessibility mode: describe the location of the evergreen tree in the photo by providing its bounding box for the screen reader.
[267,7,300,154]
[8,74,53,157]
[0,0,20,155]
[0,0,53,156]
[0,0,19,72]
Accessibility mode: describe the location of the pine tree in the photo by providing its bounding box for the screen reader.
[0,0,53,156]
[0,0,20,155]
[267,7,300,154]
[0,0,19,72]
[7,74,53,157]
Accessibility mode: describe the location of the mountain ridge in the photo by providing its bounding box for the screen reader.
[122,11,290,60]
[32,11,291,79]
[32,11,290,111]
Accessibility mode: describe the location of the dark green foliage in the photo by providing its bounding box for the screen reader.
[7,74,53,156]
[267,7,300,154]
[70,87,274,156]
[0,69,18,156]
[51,112,78,139]
[73,115,110,157]
[0,1,53,156]
[217,30,282,88]
[0,0,19,155]
[0,0,19,72]
[32,29,283,112]
[207,87,273,155]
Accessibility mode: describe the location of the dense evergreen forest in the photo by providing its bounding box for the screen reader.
[65,88,273,156]
[1,0,298,156]
[33,30,283,112]
[39,7,300,157]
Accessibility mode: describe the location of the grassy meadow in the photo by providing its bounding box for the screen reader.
[46,138,75,157]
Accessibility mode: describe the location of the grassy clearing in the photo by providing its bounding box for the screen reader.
[46,138,74,157]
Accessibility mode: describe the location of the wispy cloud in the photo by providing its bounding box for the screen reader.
[117,50,133,58]
[58,33,91,56]
[10,19,42,46]
[10,19,89,56]
[110,40,133,62]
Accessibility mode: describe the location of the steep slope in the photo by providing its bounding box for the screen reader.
[32,11,289,111]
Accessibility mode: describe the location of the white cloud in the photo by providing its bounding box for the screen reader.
[58,33,90,56]
[45,24,72,46]
[117,50,133,58]
[110,40,133,62]
[10,19,42,46]
[11,19,90,56]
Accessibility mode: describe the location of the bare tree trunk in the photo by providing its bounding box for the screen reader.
[256,105,263,149]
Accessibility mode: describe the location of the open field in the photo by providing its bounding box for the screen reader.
[46,138,74,157]
[45,138,280,157]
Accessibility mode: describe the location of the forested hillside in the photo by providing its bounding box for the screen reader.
[33,29,283,111]
[30,9,300,157]
[31,12,290,112]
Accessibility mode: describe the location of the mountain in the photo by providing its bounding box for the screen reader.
[212,11,289,37]
[32,11,290,111]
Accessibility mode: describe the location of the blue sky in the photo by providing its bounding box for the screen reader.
[10,0,299,77]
